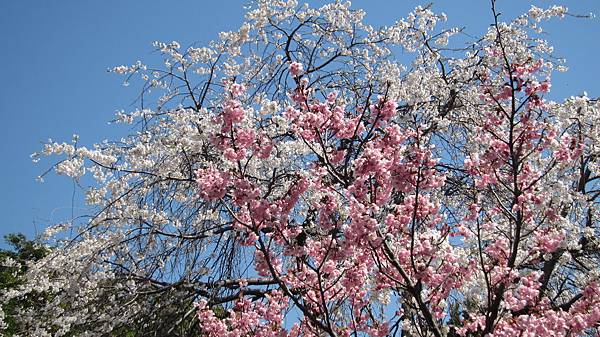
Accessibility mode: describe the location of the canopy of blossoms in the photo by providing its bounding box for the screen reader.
[3,1,599,336]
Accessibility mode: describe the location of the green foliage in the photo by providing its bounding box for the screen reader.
[0,233,49,336]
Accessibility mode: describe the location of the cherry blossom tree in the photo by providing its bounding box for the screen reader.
[2,0,600,336]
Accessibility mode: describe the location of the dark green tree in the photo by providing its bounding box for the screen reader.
[0,233,48,335]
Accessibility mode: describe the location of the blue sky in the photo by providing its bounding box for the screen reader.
[0,0,598,246]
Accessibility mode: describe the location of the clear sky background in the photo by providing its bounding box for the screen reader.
[0,0,598,246]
